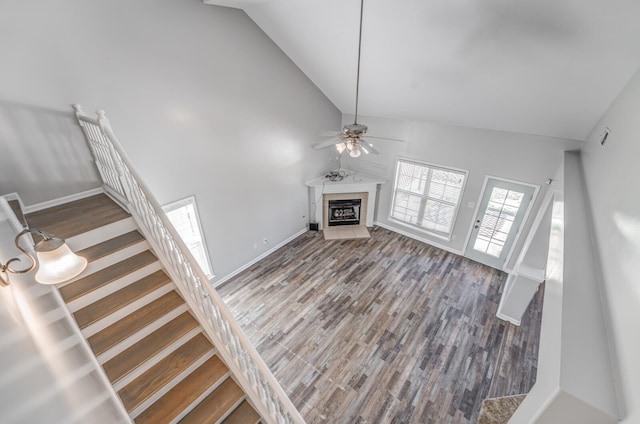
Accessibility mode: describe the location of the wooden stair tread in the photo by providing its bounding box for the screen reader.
[222,400,260,424]
[74,270,171,328]
[135,356,229,424]
[7,199,28,228]
[88,291,185,356]
[119,333,214,412]
[180,378,244,424]
[25,193,129,239]
[60,250,157,302]
[103,311,198,383]
[78,230,145,263]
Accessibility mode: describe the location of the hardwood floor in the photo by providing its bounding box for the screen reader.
[218,226,543,424]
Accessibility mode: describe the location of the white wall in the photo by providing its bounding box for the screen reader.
[0,101,101,205]
[0,200,127,424]
[581,67,640,423]
[341,114,581,269]
[0,0,339,281]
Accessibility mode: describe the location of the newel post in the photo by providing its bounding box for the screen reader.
[96,110,132,203]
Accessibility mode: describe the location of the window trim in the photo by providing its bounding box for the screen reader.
[162,195,215,279]
[388,157,469,241]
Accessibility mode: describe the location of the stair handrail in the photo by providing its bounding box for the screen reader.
[73,105,305,424]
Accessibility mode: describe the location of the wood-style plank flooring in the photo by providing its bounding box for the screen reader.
[218,226,543,424]
[26,193,129,239]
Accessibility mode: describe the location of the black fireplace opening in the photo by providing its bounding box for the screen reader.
[328,199,361,226]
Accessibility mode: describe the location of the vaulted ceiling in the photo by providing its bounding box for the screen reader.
[205,0,640,141]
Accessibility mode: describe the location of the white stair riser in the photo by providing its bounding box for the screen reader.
[212,394,246,424]
[168,372,233,424]
[81,283,175,338]
[66,217,138,251]
[129,349,217,419]
[96,302,189,363]
[112,328,202,391]
[66,262,163,312]
[60,241,150,288]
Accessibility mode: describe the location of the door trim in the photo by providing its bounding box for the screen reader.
[462,175,540,270]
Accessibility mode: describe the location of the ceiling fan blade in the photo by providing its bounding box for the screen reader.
[320,130,343,137]
[363,135,406,142]
[312,137,344,150]
[360,140,379,154]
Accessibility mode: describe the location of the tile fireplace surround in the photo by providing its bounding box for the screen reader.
[323,192,370,240]
[305,171,386,233]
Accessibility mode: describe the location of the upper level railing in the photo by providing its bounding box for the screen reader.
[73,105,305,424]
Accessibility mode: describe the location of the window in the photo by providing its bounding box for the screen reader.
[390,158,467,239]
[162,196,214,279]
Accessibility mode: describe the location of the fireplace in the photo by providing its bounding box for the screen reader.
[328,199,361,226]
[322,192,368,231]
[307,172,384,240]
[307,172,385,230]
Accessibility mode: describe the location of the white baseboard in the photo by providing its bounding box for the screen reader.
[374,221,464,256]
[496,311,521,326]
[24,187,104,213]
[213,222,501,289]
[213,227,308,288]
[1,192,21,202]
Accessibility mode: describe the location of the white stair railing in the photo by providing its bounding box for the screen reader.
[73,105,305,424]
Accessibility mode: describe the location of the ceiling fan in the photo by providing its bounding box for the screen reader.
[312,0,405,158]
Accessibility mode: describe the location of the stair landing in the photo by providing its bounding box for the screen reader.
[26,193,129,240]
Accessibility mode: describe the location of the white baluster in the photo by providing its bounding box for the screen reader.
[209,305,223,334]
[232,334,242,362]
[267,385,276,415]
[258,380,266,401]
[248,362,257,387]
[238,349,248,373]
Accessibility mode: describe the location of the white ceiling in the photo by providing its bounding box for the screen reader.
[205,0,640,141]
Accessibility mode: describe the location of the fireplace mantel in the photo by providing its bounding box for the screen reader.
[305,171,386,230]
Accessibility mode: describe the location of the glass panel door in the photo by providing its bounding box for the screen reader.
[464,178,536,269]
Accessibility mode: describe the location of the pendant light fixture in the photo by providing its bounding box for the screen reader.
[0,228,88,287]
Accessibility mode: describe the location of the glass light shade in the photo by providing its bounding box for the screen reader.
[336,142,347,153]
[34,238,88,285]
[349,145,362,158]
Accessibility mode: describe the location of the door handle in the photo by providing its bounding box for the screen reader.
[474,225,479,229]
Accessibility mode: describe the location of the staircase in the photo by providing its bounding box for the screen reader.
[26,193,261,424]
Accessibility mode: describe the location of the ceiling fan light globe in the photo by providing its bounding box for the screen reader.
[350,146,362,158]
[336,142,347,153]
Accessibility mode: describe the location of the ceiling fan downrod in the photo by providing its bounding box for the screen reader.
[312,0,405,155]
[354,0,364,125]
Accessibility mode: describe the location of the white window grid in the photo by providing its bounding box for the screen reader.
[390,158,467,239]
